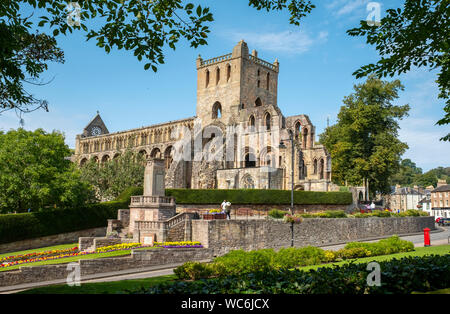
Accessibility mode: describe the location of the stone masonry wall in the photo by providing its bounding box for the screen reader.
[0,248,213,287]
[192,216,436,255]
[0,227,106,254]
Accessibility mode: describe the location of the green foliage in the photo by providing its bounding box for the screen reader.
[1,0,313,114]
[320,76,409,195]
[173,262,214,281]
[141,254,450,294]
[347,0,449,141]
[0,200,126,244]
[165,189,352,205]
[173,236,414,280]
[268,209,287,219]
[390,159,450,188]
[0,128,95,213]
[343,236,414,257]
[80,150,146,201]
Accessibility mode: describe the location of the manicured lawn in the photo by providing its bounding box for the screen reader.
[0,243,78,260]
[18,274,177,294]
[16,244,450,294]
[300,244,450,271]
[412,288,450,294]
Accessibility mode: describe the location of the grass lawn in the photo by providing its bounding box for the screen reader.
[16,244,450,294]
[18,274,177,294]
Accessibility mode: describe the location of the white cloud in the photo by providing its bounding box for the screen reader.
[228,30,329,55]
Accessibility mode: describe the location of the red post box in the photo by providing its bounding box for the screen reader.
[423,228,431,247]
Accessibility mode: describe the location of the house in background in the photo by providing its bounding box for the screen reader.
[431,179,450,218]
[388,185,426,212]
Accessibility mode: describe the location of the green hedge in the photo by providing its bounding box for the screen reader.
[115,187,352,205]
[0,201,126,245]
[138,254,450,294]
[165,189,352,205]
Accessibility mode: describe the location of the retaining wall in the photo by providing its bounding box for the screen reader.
[0,227,106,254]
[192,216,436,255]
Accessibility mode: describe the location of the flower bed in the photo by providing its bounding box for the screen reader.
[0,243,149,269]
[203,213,226,220]
[153,241,203,248]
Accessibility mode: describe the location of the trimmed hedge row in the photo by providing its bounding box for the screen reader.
[166,188,353,205]
[136,254,450,294]
[113,187,353,205]
[0,201,126,245]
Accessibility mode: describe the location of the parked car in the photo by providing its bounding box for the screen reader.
[437,218,450,226]
[436,217,442,223]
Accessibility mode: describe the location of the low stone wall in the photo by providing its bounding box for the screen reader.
[0,227,106,254]
[192,216,436,255]
[78,237,135,252]
[0,248,213,287]
[177,204,349,216]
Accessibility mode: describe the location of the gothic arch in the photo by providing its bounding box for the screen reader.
[264,111,271,131]
[164,146,174,169]
[80,158,88,166]
[101,154,110,163]
[150,147,161,158]
[241,174,255,189]
[205,69,210,88]
[255,97,262,107]
[212,101,222,119]
[226,63,231,82]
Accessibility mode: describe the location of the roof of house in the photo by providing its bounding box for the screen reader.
[432,184,450,192]
[392,187,424,195]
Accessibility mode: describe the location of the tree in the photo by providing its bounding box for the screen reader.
[0,128,95,213]
[320,76,410,196]
[390,159,423,186]
[79,149,146,201]
[1,0,315,114]
[347,0,449,141]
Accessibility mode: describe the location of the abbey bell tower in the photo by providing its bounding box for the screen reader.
[196,40,279,126]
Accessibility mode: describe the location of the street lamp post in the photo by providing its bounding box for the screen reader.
[280,130,295,247]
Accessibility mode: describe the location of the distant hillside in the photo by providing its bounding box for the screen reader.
[390,159,450,188]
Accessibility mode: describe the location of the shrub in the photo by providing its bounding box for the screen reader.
[336,247,372,260]
[274,246,326,268]
[268,209,286,219]
[344,236,414,256]
[173,262,214,280]
[139,254,450,294]
[0,200,126,244]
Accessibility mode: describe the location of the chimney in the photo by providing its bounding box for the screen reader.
[437,179,447,187]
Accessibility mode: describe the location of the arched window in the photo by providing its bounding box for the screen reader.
[150,148,161,158]
[249,115,255,130]
[266,72,270,90]
[212,102,222,119]
[295,121,301,141]
[80,158,88,166]
[319,159,324,179]
[242,174,255,189]
[265,112,271,131]
[313,159,318,174]
[216,67,220,85]
[227,64,231,82]
[255,97,262,107]
[257,79,260,88]
[303,127,308,147]
[205,70,210,88]
[101,155,110,163]
[164,146,173,169]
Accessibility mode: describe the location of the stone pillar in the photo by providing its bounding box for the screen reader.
[143,158,166,196]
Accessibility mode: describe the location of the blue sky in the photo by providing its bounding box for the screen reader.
[1,0,448,172]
